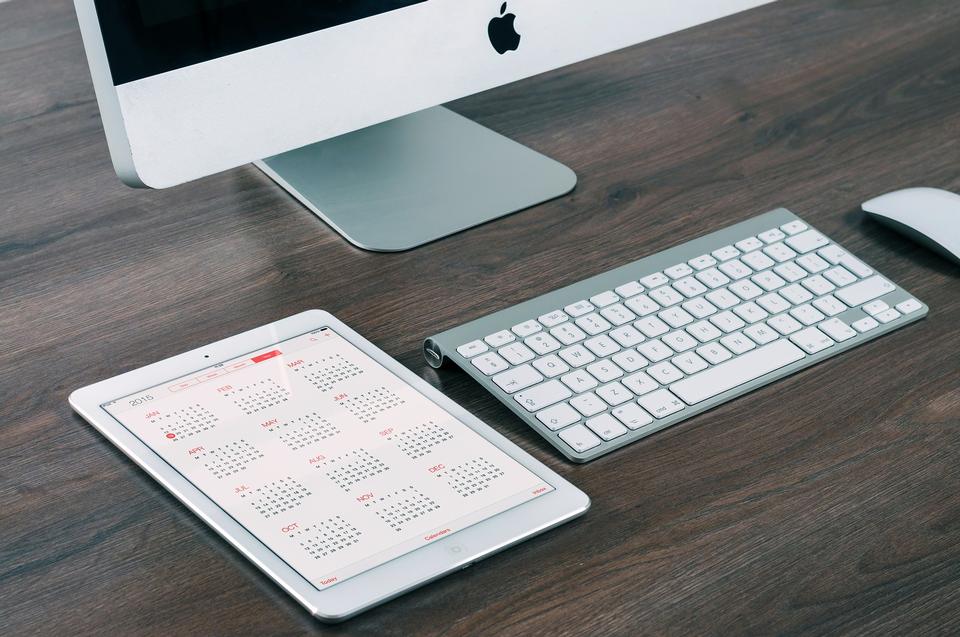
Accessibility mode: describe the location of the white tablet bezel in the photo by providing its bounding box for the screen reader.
[69,310,589,621]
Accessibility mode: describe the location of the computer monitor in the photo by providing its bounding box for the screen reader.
[74,0,773,250]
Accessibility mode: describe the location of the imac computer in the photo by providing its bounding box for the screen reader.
[74,0,773,251]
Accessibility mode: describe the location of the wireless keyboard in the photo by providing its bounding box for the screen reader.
[424,209,928,462]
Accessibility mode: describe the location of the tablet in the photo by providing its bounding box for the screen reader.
[70,310,589,621]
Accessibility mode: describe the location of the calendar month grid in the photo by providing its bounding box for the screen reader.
[104,328,552,589]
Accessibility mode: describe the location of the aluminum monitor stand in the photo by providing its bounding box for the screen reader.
[255,106,577,252]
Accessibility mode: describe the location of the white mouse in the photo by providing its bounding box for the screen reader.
[862,187,960,266]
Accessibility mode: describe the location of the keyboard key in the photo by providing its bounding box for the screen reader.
[780,283,814,305]
[818,245,873,277]
[752,270,786,291]
[600,303,638,326]
[611,349,649,373]
[512,320,542,338]
[575,313,613,335]
[823,265,857,288]
[590,290,620,308]
[570,392,607,417]
[493,364,543,393]
[596,382,634,406]
[661,330,697,352]
[457,340,488,358]
[796,253,829,274]
[584,335,621,358]
[648,362,684,384]
[484,330,515,347]
[683,298,718,319]
[532,354,569,378]
[640,272,669,288]
[789,304,826,326]
[852,316,879,333]
[472,352,510,375]
[862,300,889,317]
[695,267,731,289]
[559,344,596,367]
[687,320,722,343]
[670,340,805,405]
[712,245,741,261]
[558,424,601,453]
[586,360,623,383]
[635,316,670,338]
[609,325,645,348]
[526,332,562,355]
[763,242,798,263]
[801,275,835,296]
[705,289,740,309]
[638,339,673,362]
[834,275,895,307]
[768,314,803,335]
[817,318,856,342]
[785,229,829,253]
[612,403,654,430]
[896,298,923,314]
[673,277,708,298]
[780,220,808,235]
[615,281,645,298]
[586,413,628,440]
[659,306,695,328]
[773,261,807,284]
[729,280,764,300]
[790,327,835,354]
[741,251,776,271]
[672,352,709,374]
[638,389,686,418]
[665,263,694,279]
[710,311,746,333]
[538,310,569,327]
[499,342,535,365]
[565,300,595,317]
[758,228,786,243]
[622,371,659,396]
[812,294,846,316]
[719,259,753,280]
[624,294,661,317]
[875,308,901,324]
[536,403,581,431]
[649,286,684,307]
[757,292,791,314]
[736,236,764,252]
[689,254,718,270]
[514,380,572,412]
[697,342,733,364]
[551,323,587,345]
[733,302,769,323]
[743,323,779,345]
[561,369,598,392]
[720,332,756,354]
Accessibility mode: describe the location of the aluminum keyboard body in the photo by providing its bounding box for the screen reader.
[424,209,928,462]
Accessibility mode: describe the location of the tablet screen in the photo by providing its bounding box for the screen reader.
[102,327,552,589]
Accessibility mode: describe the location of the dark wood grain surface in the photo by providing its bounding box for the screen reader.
[2,0,959,634]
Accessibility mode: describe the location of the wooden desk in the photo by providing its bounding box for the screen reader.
[2,0,959,634]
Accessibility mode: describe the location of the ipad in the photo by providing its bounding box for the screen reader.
[69,310,589,621]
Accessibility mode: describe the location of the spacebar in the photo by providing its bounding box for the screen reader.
[669,340,806,405]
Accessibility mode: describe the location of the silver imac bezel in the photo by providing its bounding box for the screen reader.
[72,0,774,188]
[69,310,590,621]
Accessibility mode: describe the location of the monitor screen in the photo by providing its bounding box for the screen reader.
[94,0,428,85]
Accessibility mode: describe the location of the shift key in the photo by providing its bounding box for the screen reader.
[835,275,895,307]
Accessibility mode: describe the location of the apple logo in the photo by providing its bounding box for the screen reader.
[488,2,521,55]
